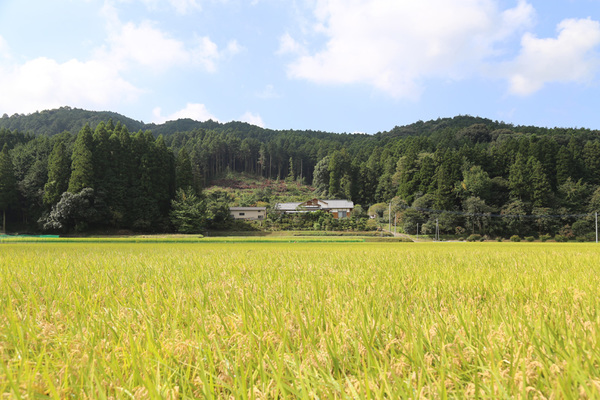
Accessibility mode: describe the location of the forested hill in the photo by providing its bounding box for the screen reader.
[2,106,597,139]
[1,106,600,237]
[0,107,215,137]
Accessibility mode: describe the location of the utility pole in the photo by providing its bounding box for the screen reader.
[416,223,419,241]
[436,218,439,241]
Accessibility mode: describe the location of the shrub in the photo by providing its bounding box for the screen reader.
[496,237,503,242]
[554,235,568,242]
[559,225,575,240]
[585,232,597,242]
[510,235,521,242]
[540,234,551,242]
[576,236,587,242]
[466,234,482,242]
[525,236,535,242]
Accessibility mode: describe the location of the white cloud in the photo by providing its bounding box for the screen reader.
[278,33,305,55]
[256,84,280,99]
[152,103,218,123]
[507,18,600,95]
[169,0,202,14]
[191,37,241,72]
[103,20,190,72]
[239,111,265,127]
[0,36,10,59]
[0,1,238,116]
[285,0,535,98]
[100,7,239,73]
[108,0,203,15]
[0,57,141,115]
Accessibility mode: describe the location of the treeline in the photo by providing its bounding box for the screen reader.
[0,121,187,232]
[311,123,600,238]
[1,110,600,237]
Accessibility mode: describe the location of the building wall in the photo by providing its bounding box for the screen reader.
[230,209,266,220]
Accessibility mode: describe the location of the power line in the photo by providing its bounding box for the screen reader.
[394,203,594,220]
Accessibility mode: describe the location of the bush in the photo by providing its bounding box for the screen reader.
[466,234,482,242]
[554,234,568,242]
[540,234,551,242]
[585,232,597,242]
[572,219,592,237]
[525,236,535,242]
[576,236,587,242]
[559,225,575,240]
[496,237,503,242]
[510,235,521,242]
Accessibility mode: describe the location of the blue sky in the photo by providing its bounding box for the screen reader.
[0,0,599,133]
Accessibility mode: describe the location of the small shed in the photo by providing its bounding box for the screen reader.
[229,207,267,220]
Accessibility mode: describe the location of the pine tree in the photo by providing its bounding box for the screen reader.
[556,146,574,186]
[92,121,112,193]
[0,144,17,232]
[583,140,600,185]
[433,163,454,210]
[175,148,194,192]
[68,125,94,193]
[43,141,71,206]
[508,153,529,200]
[529,157,551,207]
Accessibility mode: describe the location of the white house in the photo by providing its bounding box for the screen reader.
[274,198,354,219]
[229,207,267,220]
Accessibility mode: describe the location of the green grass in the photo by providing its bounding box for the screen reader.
[1,242,600,398]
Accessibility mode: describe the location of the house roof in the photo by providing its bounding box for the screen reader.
[274,199,354,211]
[320,200,354,209]
[229,207,267,211]
[274,202,302,211]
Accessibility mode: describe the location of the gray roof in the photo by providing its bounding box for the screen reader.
[320,200,354,208]
[274,199,354,211]
[229,207,267,211]
[274,202,302,211]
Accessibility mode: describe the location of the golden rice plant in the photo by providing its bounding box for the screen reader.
[1,242,600,398]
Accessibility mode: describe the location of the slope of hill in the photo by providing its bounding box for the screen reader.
[2,106,600,239]
[1,106,526,138]
[0,107,146,136]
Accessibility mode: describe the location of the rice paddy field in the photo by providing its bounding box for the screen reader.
[1,241,600,399]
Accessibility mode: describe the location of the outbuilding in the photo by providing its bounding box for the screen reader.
[229,207,267,220]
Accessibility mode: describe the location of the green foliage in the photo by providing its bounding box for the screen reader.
[43,141,71,206]
[510,235,521,242]
[205,190,233,228]
[175,148,195,192]
[554,234,568,242]
[367,203,388,219]
[41,188,108,233]
[169,188,206,233]
[0,144,18,232]
[466,234,482,242]
[68,125,94,193]
[4,109,600,237]
[461,165,491,200]
[525,236,535,242]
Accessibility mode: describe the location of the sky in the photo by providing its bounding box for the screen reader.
[0,0,599,134]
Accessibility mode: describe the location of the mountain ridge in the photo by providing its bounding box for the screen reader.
[1,106,530,138]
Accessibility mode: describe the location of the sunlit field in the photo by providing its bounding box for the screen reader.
[1,242,600,398]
